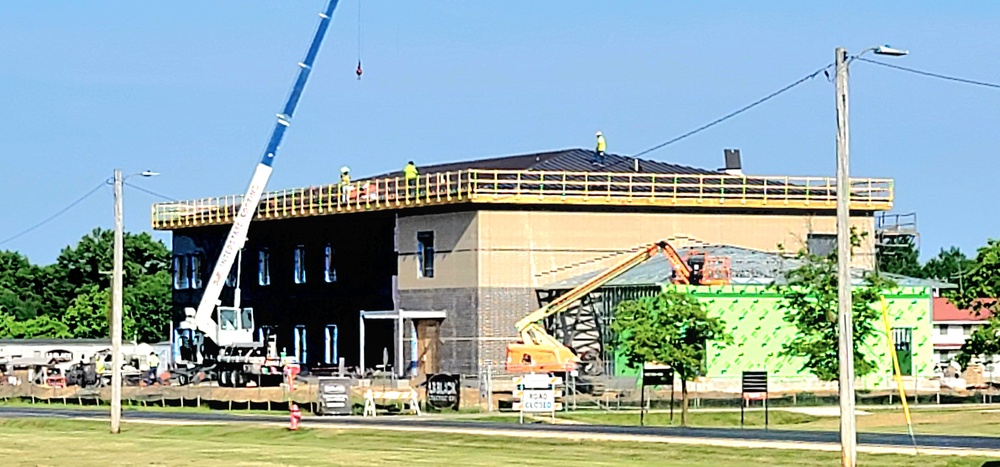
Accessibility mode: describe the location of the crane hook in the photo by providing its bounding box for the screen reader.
[356,61,363,80]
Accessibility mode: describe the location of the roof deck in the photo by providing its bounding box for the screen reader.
[152,168,894,230]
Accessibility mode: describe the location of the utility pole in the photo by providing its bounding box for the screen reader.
[834,47,856,467]
[111,169,124,434]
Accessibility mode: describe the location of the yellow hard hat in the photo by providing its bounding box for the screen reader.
[595,131,603,136]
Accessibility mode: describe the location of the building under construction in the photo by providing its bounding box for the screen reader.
[153,148,894,377]
[540,244,946,388]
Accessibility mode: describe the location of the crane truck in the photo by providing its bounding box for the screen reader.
[505,241,730,377]
[172,0,342,387]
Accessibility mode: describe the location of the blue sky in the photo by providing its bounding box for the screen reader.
[1,1,998,264]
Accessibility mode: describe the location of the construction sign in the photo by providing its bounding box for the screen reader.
[513,374,563,423]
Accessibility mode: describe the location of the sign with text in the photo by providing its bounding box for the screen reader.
[316,377,352,416]
[520,389,556,412]
[740,370,770,428]
[426,373,461,410]
[642,366,674,387]
[520,374,562,389]
[741,370,768,398]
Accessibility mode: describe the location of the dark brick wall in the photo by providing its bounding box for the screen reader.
[171,212,397,370]
[478,287,537,372]
[398,288,479,375]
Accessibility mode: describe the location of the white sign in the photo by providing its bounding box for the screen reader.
[520,374,562,389]
[521,389,555,412]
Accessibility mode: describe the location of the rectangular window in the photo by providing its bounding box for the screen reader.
[173,256,189,289]
[189,255,203,289]
[936,324,947,335]
[892,327,913,376]
[258,249,271,286]
[324,245,337,283]
[417,231,435,278]
[293,245,307,284]
[963,324,973,336]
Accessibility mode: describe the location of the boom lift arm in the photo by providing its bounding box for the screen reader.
[506,241,702,373]
[185,0,342,348]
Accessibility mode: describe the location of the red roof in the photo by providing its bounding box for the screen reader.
[933,297,994,322]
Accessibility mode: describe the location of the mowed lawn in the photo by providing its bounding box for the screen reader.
[544,406,1000,437]
[0,418,993,467]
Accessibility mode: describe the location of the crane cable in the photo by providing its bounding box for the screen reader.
[355,0,363,79]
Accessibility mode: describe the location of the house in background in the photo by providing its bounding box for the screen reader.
[932,297,996,366]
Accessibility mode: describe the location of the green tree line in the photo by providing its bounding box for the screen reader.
[0,228,171,342]
[612,232,1000,414]
[878,236,1000,366]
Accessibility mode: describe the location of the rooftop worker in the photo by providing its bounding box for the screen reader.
[340,166,351,185]
[595,131,606,165]
[339,166,351,202]
[403,161,418,198]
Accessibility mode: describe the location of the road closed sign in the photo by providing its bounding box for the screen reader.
[521,389,555,412]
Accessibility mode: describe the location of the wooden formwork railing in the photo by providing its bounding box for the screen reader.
[152,169,893,229]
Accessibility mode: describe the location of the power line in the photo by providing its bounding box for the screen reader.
[633,63,835,158]
[123,181,177,202]
[857,57,1000,90]
[0,181,106,247]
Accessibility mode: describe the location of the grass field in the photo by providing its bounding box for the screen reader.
[483,407,1000,437]
[0,418,993,467]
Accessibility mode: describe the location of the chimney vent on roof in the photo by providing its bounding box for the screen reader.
[723,149,742,176]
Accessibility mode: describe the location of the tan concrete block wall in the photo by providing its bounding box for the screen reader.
[397,211,479,290]
[477,210,875,288]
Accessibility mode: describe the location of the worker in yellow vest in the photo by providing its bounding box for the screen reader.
[146,352,160,385]
[339,166,351,202]
[403,161,418,199]
[595,131,607,164]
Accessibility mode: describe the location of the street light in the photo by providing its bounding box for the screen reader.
[834,44,907,467]
[110,169,158,434]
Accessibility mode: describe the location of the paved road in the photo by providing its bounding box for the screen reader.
[2,406,997,452]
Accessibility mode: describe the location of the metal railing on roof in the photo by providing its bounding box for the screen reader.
[151,169,894,229]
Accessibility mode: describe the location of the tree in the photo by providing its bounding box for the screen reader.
[957,317,1000,368]
[0,307,71,339]
[612,290,732,425]
[953,240,1000,367]
[0,251,49,320]
[0,229,172,342]
[773,230,896,381]
[62,285,111,339]
[48,228,172,341]
[124,270,171,342]
[877,235,922,278]
[922,247,975,300]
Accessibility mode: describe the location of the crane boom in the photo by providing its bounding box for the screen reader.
[513,242,681,333]
[506,240,699,374]
[192,0,341,338]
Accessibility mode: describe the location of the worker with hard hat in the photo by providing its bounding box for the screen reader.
[403,161,419,199]
[595,131,607,165]
[339,166,352,203]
